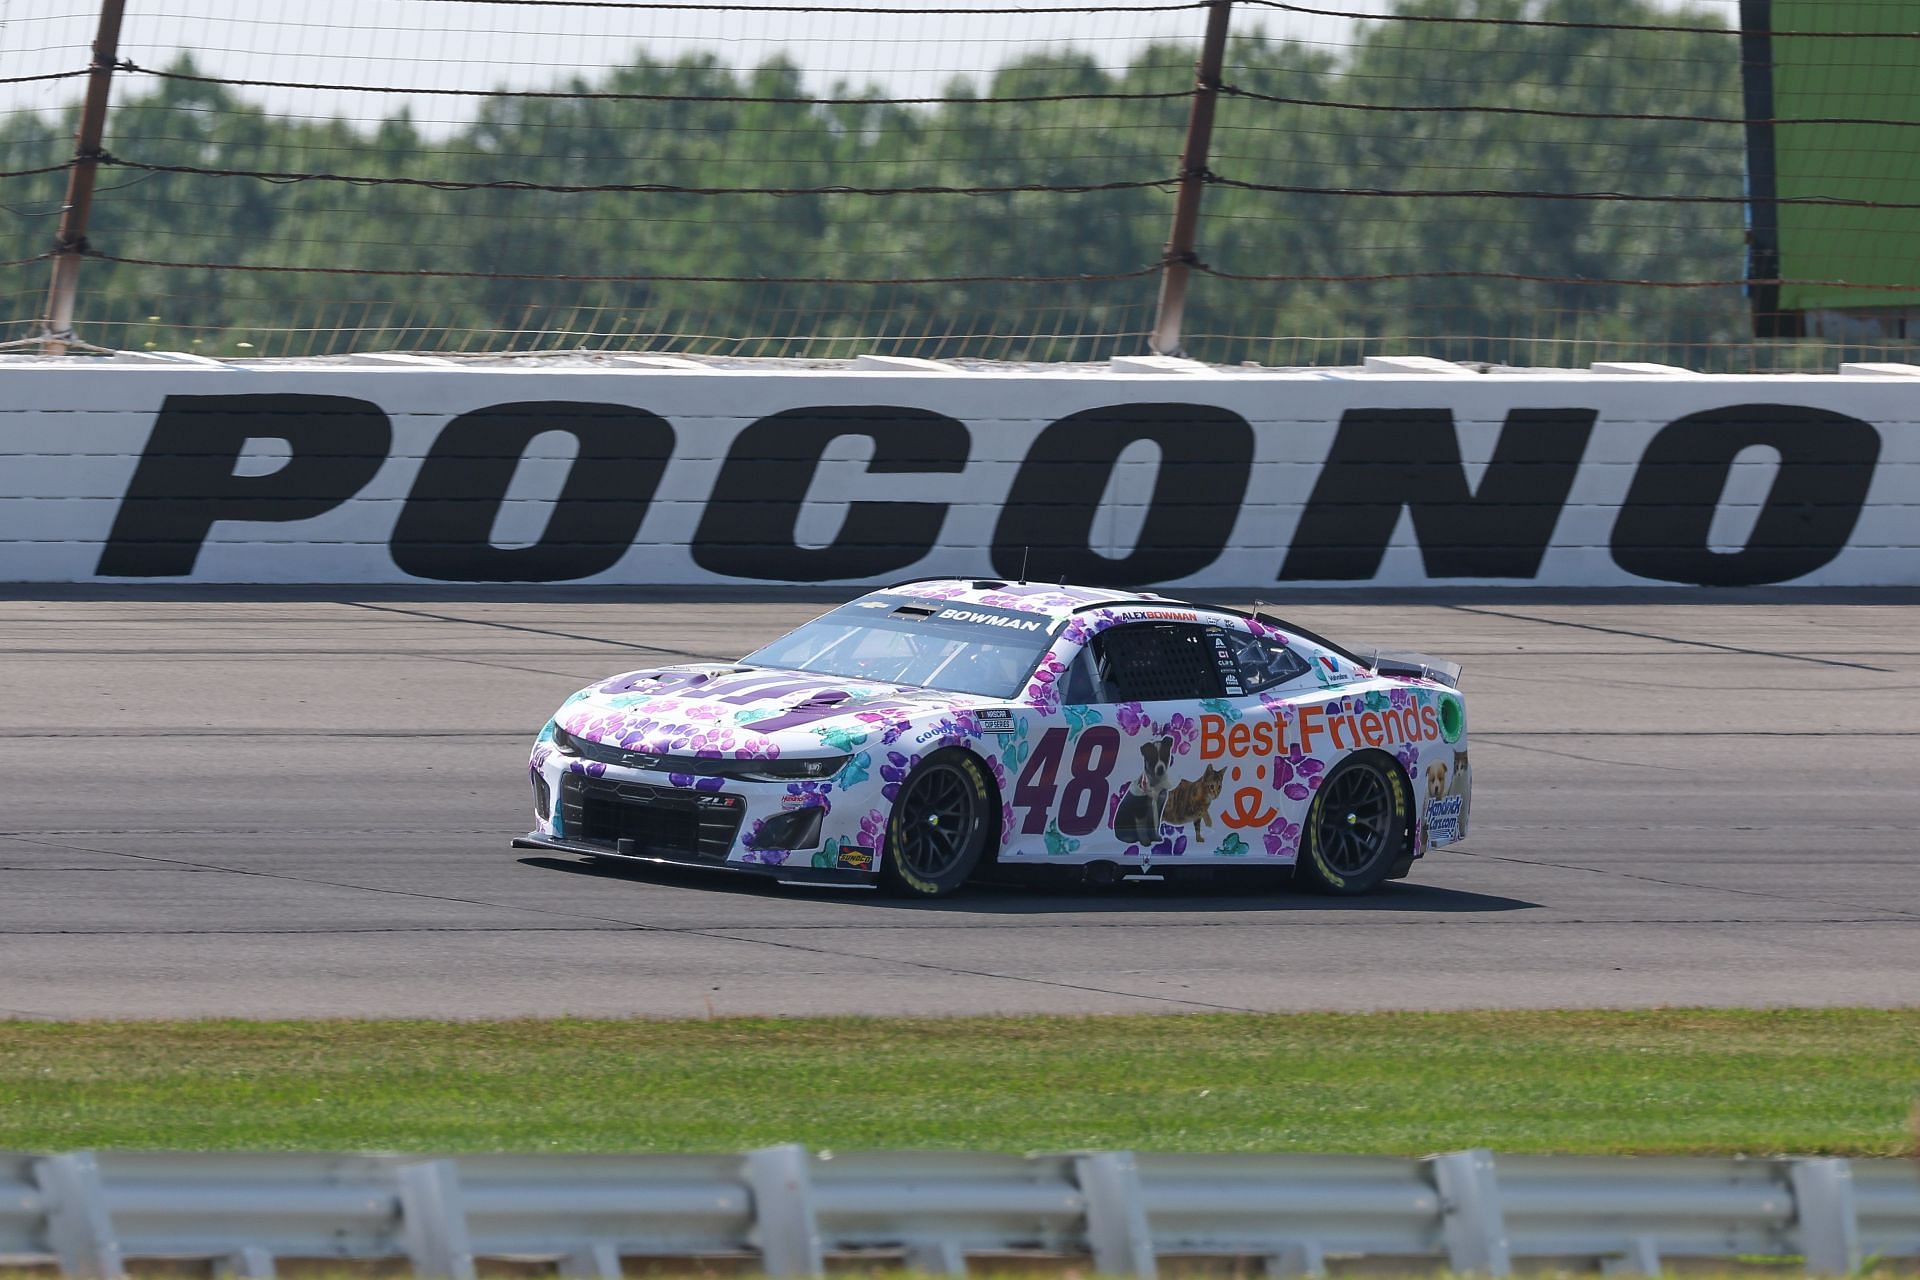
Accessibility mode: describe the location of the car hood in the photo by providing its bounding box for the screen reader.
[554,664,1001,756]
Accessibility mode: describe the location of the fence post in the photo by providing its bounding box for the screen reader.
[1148,0,1232,358]
[557,1242,622,1280]
[1076,1151,1157,1279]
[214,1247,278,1280]
[1788,1158,1861,1276]
[396,1159,477,1280]
[1264,1242,1327,1278]
[744,1144,824,1278]
[903,1238,968,1277]
[34,1152,124,1280]
[1429,1149,1511,1277]
[39,0,128,355]
[1600,1236,1662,1276]
[1737,0,1794,339]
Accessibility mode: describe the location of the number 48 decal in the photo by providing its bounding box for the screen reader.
[1013,725,1121,836]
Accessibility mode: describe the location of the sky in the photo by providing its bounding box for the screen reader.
[7,0,1420,133]
[3,0,1305,131]
[3,0,1732,135]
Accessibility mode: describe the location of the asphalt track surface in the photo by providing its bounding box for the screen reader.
[3,597,1917,1020]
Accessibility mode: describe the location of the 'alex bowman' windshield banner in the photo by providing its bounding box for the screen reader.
[1,367,1915,586]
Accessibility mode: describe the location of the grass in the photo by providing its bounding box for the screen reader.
[2,1009,1916,1156]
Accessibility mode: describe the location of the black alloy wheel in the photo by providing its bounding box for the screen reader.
[880,749,994,898]
[1294,754,1410,895]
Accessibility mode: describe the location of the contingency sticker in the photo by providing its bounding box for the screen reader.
[1426,795,1463,845]
[976,708,1017,735]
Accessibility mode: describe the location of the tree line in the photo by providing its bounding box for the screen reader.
[1,0,1772,365]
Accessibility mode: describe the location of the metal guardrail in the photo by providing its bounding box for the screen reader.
[3,1147,1917,1278]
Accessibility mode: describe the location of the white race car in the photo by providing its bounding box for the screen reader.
[517,579,1470,897]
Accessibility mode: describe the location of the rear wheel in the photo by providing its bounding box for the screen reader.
[880,749,994,898]
[1293,753,1411,895]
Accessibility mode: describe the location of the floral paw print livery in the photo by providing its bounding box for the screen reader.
[1262,816,1301,858]
[1272,747,1325,802]
[522,578,1468,898]
[1024,652,1068,713]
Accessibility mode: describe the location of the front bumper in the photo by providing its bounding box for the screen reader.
[511,831,873,886]
[525,756,880,883]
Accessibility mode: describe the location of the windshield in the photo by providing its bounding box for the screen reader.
[741,596,1056,699]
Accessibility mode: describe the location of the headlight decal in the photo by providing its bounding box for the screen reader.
[542,723,849,782]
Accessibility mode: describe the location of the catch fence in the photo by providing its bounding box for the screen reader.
[3,0,1919,368]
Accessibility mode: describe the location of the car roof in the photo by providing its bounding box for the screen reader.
[878,578,1198,621]
[875,578,1368,668]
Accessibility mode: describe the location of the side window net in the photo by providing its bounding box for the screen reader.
[1094,624,1223,703]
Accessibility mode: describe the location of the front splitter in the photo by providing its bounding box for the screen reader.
[511,832,876,887]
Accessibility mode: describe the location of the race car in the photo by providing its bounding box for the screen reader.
[515,580,1470,897]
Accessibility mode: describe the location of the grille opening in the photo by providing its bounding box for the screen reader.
[559,774,744,862]
[584,796,699,854]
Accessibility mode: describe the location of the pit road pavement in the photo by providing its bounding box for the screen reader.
[2,598,1915,1019]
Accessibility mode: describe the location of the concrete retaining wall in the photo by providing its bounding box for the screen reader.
[3,362,1915,586]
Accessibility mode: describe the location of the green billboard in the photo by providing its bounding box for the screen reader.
[1742,0,1920,326]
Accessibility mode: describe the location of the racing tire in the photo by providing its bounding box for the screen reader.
[1292,752,1412,896]
[879,749,996,898]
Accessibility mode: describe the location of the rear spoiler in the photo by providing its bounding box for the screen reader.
[1365,648,1463,688]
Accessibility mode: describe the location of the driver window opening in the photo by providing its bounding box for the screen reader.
[1089,623,1224,703]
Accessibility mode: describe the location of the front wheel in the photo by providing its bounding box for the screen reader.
[1293,753,1412,895]
[879,749,995,898]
